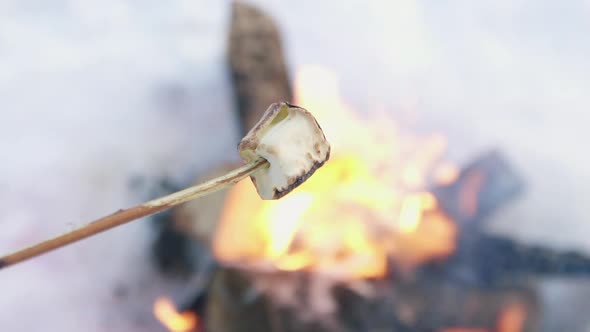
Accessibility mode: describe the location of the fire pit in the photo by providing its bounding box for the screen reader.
[148,3,590,332]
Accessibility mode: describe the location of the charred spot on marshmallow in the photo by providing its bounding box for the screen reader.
[273,149,330,199]
[238,102,331,199]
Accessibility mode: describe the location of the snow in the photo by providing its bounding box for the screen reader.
[1,0,589,331]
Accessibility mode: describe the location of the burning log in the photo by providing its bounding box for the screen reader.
[206,268,277,332]
[432,150,525,228]
[431,234,590,286]
[203,269,540,332]
[428,151,590,285]
[228,1,293,134]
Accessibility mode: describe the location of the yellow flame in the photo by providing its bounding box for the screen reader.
[263,193,313,259]
[399,192,436,233]
[153,298,198,332]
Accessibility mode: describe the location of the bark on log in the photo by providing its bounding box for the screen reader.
[228,1,293,134]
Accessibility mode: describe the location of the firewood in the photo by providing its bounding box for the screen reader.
[432,150,525,227]
[228,2,293,134]
[206,268,275,332]
[204,266,540,332]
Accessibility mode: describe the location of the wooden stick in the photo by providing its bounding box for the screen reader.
[0,159,268,270]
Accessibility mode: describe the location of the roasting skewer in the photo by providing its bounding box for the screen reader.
[0,102,330,269]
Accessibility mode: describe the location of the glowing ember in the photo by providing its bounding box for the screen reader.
[459,170,485,218]
[496,302,527,332]
[153,297,198,332]
[213,65,458,280]
[438,302,527,332]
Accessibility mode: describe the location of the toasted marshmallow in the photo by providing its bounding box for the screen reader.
[238,102,331,199]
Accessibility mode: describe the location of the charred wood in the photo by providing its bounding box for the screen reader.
[431,151,590,284]
[425,234,590,286]
[148,180,203,276]
[204,267,539,332]
[433,150,525,229]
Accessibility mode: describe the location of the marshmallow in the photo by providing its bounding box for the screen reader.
[238,102,331,199]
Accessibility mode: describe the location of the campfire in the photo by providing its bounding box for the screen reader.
[149,3,590,332]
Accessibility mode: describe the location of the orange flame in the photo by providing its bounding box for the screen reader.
[153,297,198,332]
[213,65,458,279]
[434,161,460,186]
[496,302,527,332]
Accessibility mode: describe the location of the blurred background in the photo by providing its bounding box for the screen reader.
[1,1,590,331]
